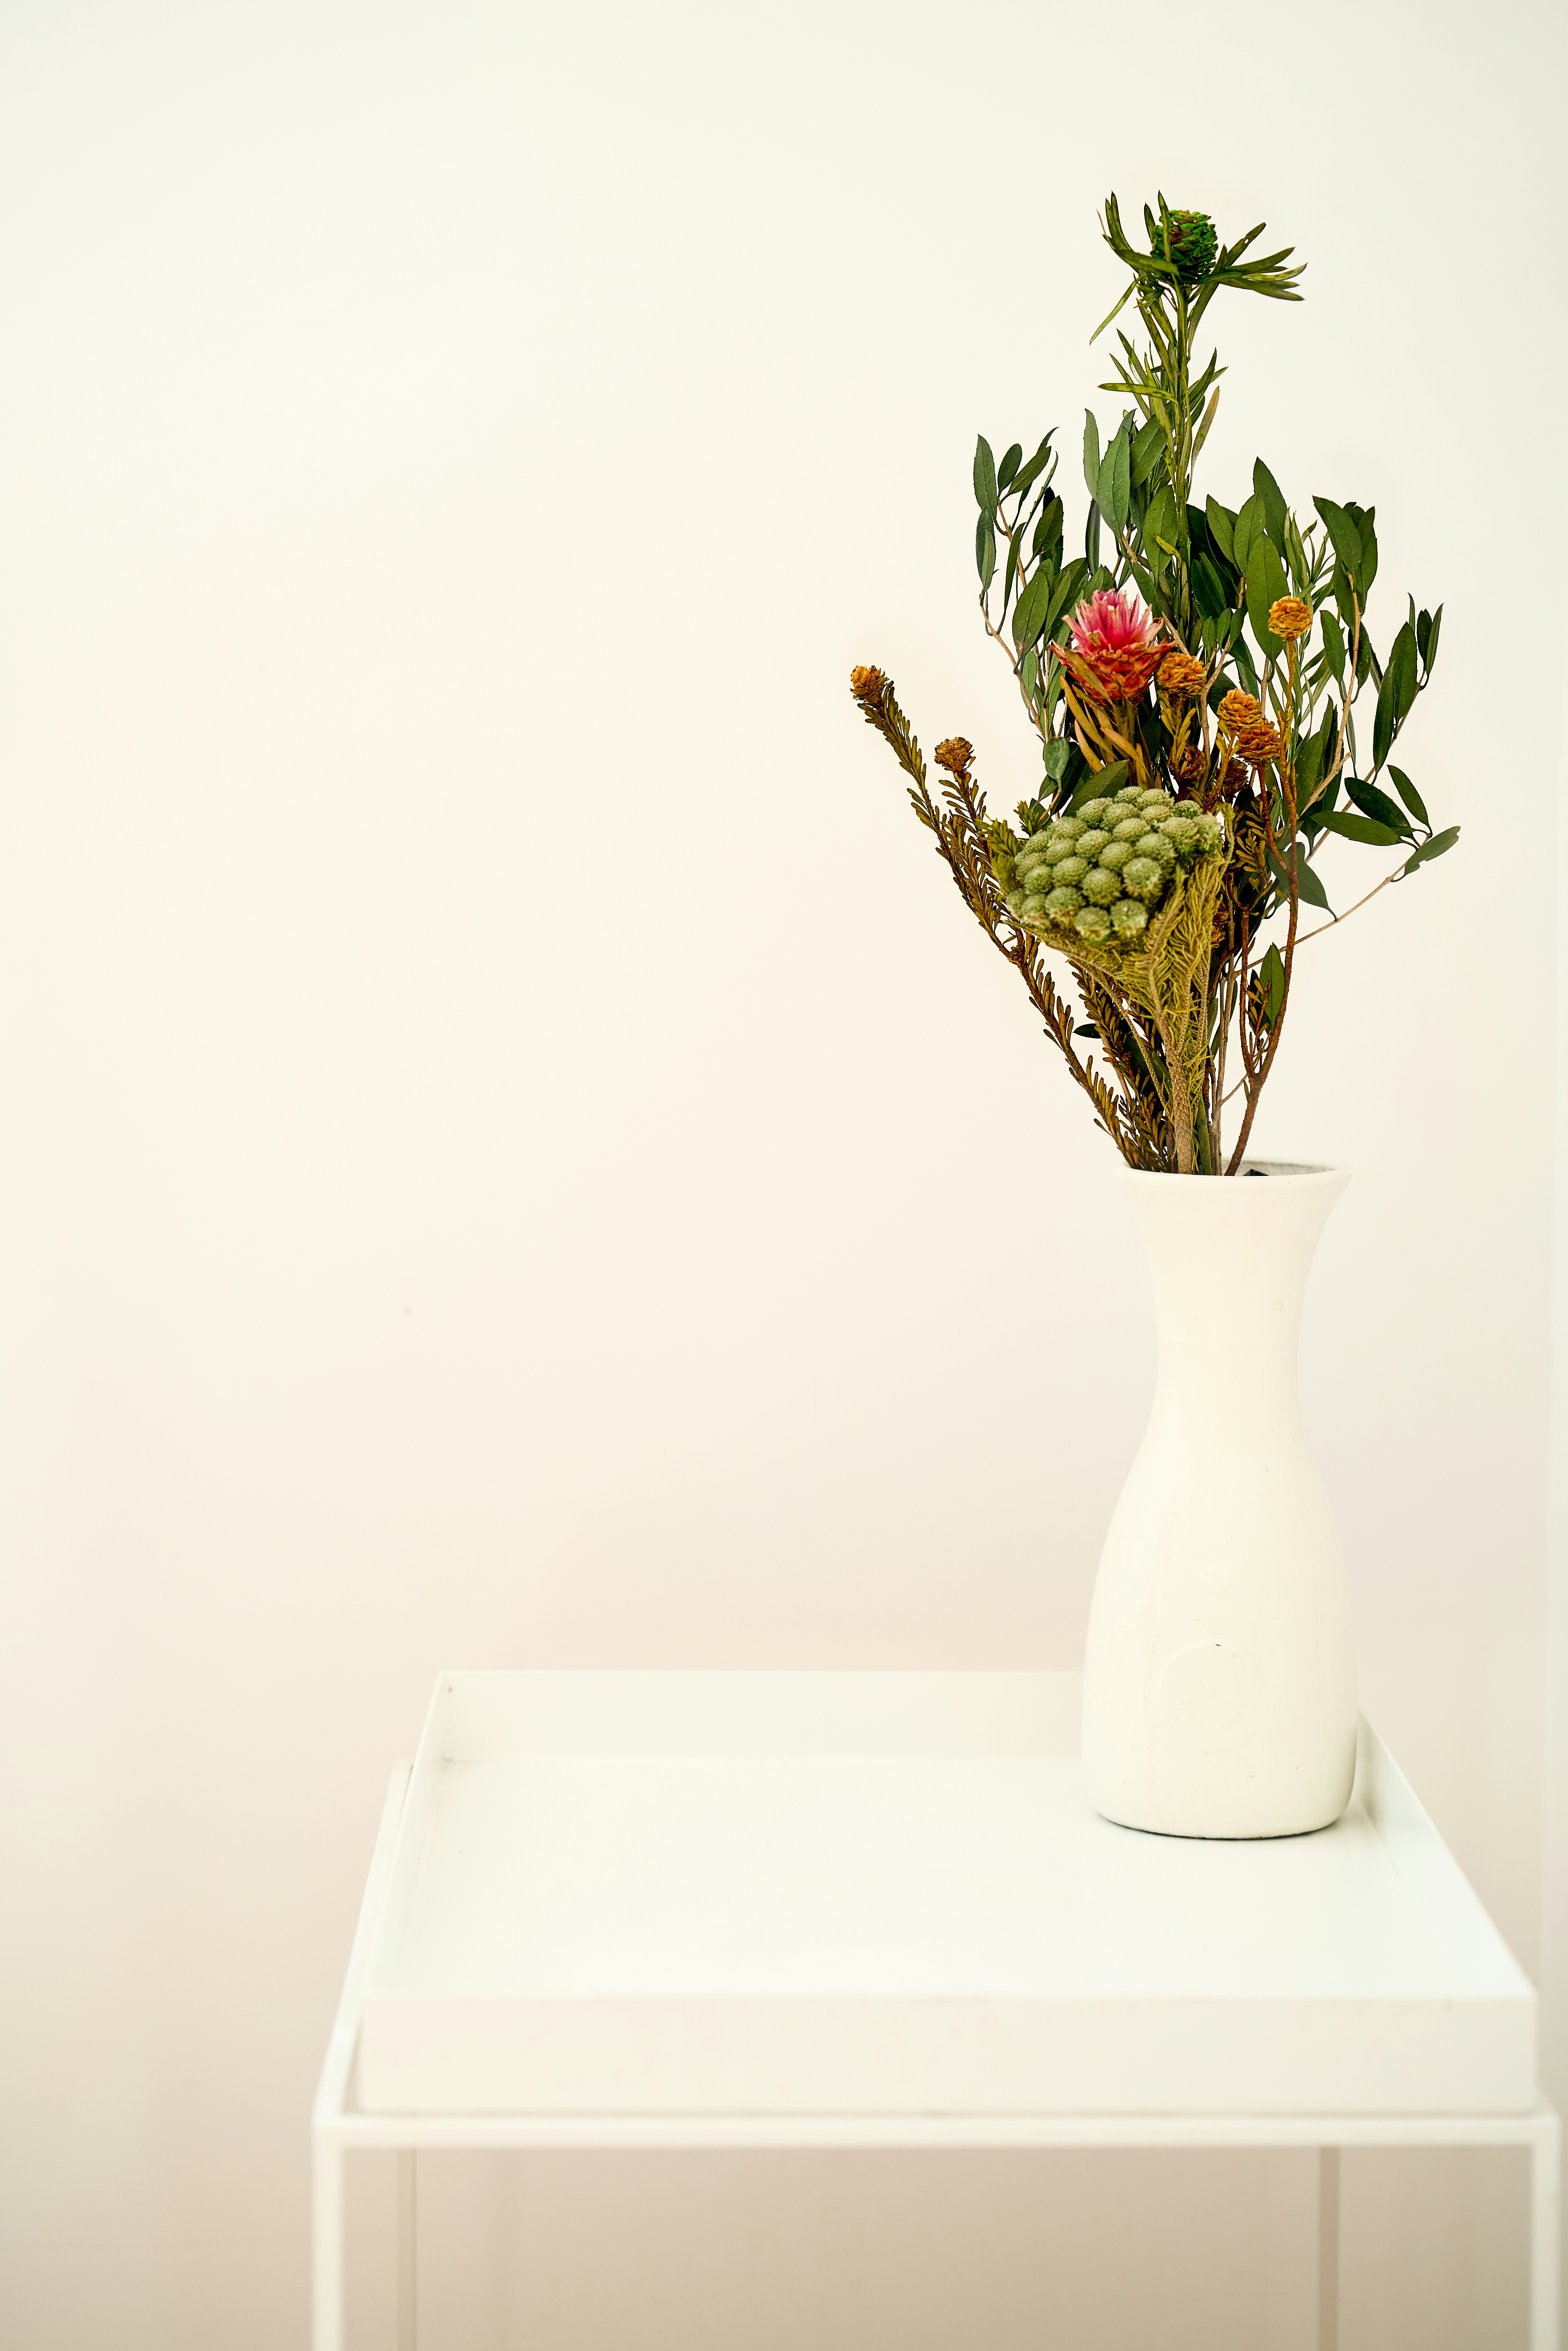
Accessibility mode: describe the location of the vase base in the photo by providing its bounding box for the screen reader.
[1090,1801,1351,1842]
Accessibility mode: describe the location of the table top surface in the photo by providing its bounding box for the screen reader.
[334,1671,1538,2125]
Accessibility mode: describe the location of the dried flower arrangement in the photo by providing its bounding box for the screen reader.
[850,198,1456,1175]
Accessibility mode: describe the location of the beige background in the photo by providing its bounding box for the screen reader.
[1,1,1563,2344]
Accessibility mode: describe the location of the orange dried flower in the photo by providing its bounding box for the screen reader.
[934,737,973,777]
[1158,650,1208,699]
[1222,758,1250,794]
[1267,596,1313,643]
[1219,689,1262,732]
[850,665,886,701]
[1236,720,1285,766]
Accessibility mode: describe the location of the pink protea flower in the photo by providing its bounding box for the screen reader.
[1055,587,1167,705]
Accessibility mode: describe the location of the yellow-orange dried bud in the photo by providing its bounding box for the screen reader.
[1222,758,1250,794]
[850,665,886,700]
[934,737,974,777]
[1158,650,1208,699]
[1171,747,1208,785]
[1219,688,1262,732]
[1236,720,1285,766]
[1267,596,1313,643]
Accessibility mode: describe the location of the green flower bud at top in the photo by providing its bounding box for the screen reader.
[1112,817,1146,842]
[1043,834,1079,865]
[1074,904,1113,942]
[1054,816,1086,841]
[1077,830,1111,859]
[1054,854,1089,886]
[1025,830,1055,855]
[1082,865,1122,905]
[1110,897,1149,940]
[1139,790,1172,816]
[1122,855,1164,901]
[1044,884,1083,921]
[1153,208,1218,283]
[1114,785,1144,807]
[1075,798,1113,828]
[1100,839,1135,871]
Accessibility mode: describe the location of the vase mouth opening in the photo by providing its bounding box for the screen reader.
[1116,1158,1348,1186]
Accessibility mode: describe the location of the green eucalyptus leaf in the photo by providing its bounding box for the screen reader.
[1253,458,1288,548]
[1346,776,1412,836]
[1204,495,1236,566]
[1069,758,1127,813]
[1033,492,1064,565]
[1246,535,1288,657]
[998,442,1023,493]
[1260,942,1285,1024]
[1003,530,1020,617]
[1402,824,1459,876]
[1232,490,1265,575]
[1389,764,1428,825]
[1097,426,1132,540]
[1131,418,1165,485]
[974,436,998,518]
[1389,619,1418,723]
[1372,661,1399,771]
[976,511,996,592]
[1318,809,1403,847]
[1191,551,1231,620]
[1082,410,1102,503]
[1042,739,1071,783]
[1426,603,1442,670]
[1347,503,1378,595]
[1011,435,1055,502]
[1045,556,1088,637]
[1320,608,1346,685]
[1012,564,1057,649]
[1313,496,1362,575]
[1296,728,1325,800]
[1295,853,1330,910]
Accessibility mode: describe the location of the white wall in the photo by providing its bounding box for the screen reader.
[0,3,1562,2346]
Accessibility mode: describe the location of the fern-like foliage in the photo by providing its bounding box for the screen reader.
[852,672,1171,1169]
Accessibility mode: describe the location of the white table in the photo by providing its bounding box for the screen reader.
[313,1671,1559,2349]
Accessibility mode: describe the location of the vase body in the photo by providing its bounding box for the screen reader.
[1081,1161,1356,1839]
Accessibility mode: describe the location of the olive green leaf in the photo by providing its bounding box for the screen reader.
[1313,496,1362,576]
[1317,809,1403,847]
[1204,496,1236,566]
[1402,824,1459,876]
[1232,490,1265,575]
[1345,777,1412,837]
[974,436,999,518]
[1253,458,1288,548]
[1246,534,1288,657]
[1388,764,1428,826]
[1082,410,1102,503]
[976,512,996,592]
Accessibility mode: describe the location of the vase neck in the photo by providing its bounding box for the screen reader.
[1116,1166,1348,1357]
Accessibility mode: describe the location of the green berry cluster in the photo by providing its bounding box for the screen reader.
[1003,783,1224,949]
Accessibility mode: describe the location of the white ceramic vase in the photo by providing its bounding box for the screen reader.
[1081,1160,1356,1840]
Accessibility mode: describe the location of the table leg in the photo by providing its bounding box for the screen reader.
[312,2137,345,2351]
[397,2149,418,2351]
[1317,2146,1339,2351]
[1531,2116,1561,2351]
